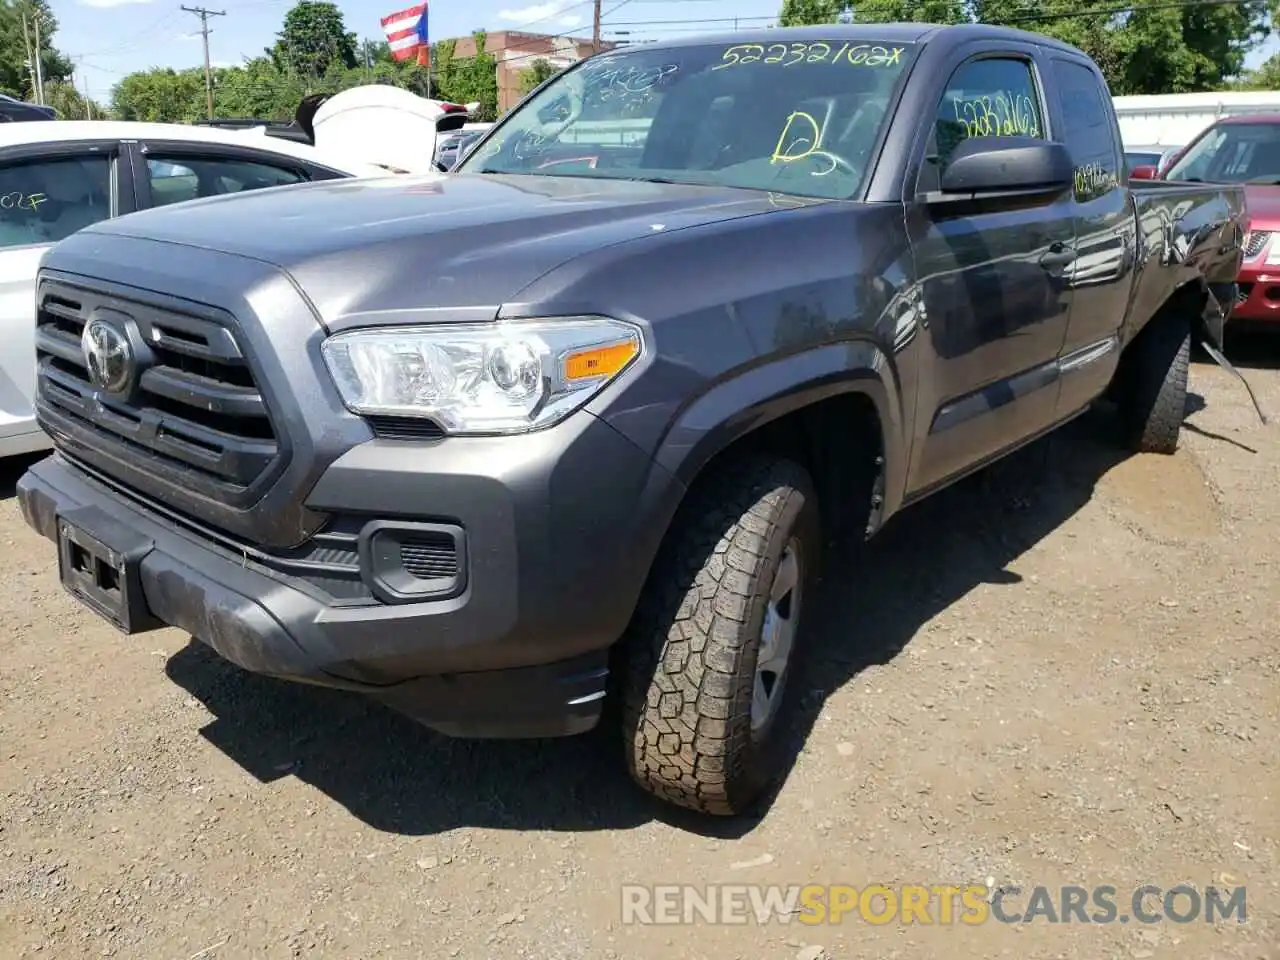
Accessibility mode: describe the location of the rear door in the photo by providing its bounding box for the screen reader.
[902,41,1078,495]
[0,139,132,448]
[1049,55,1137,418]
[124,140,350,210]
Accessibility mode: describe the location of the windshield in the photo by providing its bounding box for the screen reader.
[457,38,918,199]
[1164,121,1280,183]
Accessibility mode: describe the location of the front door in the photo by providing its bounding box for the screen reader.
[904,48,1077,495]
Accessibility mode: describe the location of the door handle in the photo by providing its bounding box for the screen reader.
[1039,244,1077,269]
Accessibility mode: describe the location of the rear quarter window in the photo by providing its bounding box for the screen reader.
[1052,59,1121,201]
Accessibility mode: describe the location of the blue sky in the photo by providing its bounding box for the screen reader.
[48,0,1280,103]
[53,0,785,100]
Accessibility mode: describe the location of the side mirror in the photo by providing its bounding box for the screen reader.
[1129,164,1158,180]
[935,136,1074,199]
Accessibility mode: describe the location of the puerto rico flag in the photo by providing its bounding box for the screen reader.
[381,2,430,67]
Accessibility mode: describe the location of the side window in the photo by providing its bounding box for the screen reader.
[1053,59,1120,201]
[146,155,308,208]
[0,155,112,250]
[918,56,1045,193]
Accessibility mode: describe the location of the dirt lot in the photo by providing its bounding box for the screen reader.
[2,338,1278,960]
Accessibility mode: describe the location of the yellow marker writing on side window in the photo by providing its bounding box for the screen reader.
[0,192,47,212]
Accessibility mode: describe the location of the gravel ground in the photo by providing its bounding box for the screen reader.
[1,337,1278,960]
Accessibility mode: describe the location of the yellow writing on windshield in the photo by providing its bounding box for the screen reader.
[771,111,840,176]
[951,92,1040,139]
[715,42,905,70]
[0,192,47,212]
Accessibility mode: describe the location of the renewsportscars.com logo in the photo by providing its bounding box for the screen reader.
[620,883,1248,926]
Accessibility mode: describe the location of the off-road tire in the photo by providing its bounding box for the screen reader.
[1115,315,1190,455]
[621,455,819,816]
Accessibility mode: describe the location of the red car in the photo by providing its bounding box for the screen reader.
[1131,114,1280,325]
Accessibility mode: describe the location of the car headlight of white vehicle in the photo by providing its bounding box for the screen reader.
[320,318,644,435]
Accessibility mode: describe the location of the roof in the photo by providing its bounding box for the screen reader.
[0,119,387,175]
[608,21,1085,56]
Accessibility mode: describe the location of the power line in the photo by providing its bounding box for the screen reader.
[181,5,226,121]
[603,0,1256,29]
[607,15,776,26]
[1002,0,1254,21]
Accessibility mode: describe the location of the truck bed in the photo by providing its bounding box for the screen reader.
[1126,179,1247,348]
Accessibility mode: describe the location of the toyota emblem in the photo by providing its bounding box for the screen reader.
[81,319,134,394]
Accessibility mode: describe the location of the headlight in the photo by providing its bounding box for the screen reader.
[1266,236,1280,265]
[320,317,643,435]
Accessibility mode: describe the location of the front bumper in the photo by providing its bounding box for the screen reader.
[1232,267,1280,322]
[18,412,682,738]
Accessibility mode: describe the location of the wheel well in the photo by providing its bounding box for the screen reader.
[685,392,886,544]
[1133,281,1204,347]
[1113,280,1203,396]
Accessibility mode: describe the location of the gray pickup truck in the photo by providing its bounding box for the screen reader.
[18,23,1246,816]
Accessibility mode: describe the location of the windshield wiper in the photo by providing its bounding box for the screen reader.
[622,176,684,185]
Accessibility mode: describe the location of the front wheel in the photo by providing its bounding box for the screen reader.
[620,455,819,816]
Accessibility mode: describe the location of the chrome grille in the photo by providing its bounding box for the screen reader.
[35,281,279,492]
[1244,230,1271,259]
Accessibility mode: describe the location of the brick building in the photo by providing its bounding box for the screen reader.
[447,31,618,114]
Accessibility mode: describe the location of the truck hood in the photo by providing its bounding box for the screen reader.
[85,173,803,327]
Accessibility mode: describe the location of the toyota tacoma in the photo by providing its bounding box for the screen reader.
[18,23,1248,815]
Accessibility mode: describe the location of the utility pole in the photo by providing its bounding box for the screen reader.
[592,0,602,53]
[31,10,46,106]
[181,5,225,120]
[20,12,35,103]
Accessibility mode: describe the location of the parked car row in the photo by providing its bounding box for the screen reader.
[434,123,493,170]
[0,119,410,459]
[1124,143,1181,175]
[0,85,488,460]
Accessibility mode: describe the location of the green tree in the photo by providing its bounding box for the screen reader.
[1235,52,1280,90]
[42,80,105,119]
[211,58,309,119]
[517,57,560,96]
[0,0,74,101]
[111,68,206,122]
[780,0,1278,94]
[268,0,358,81]
[848,0,966,24]
[434,31,498,119]
[778,0,843,25]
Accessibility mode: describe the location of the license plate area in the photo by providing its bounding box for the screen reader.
[57,506,161,634]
